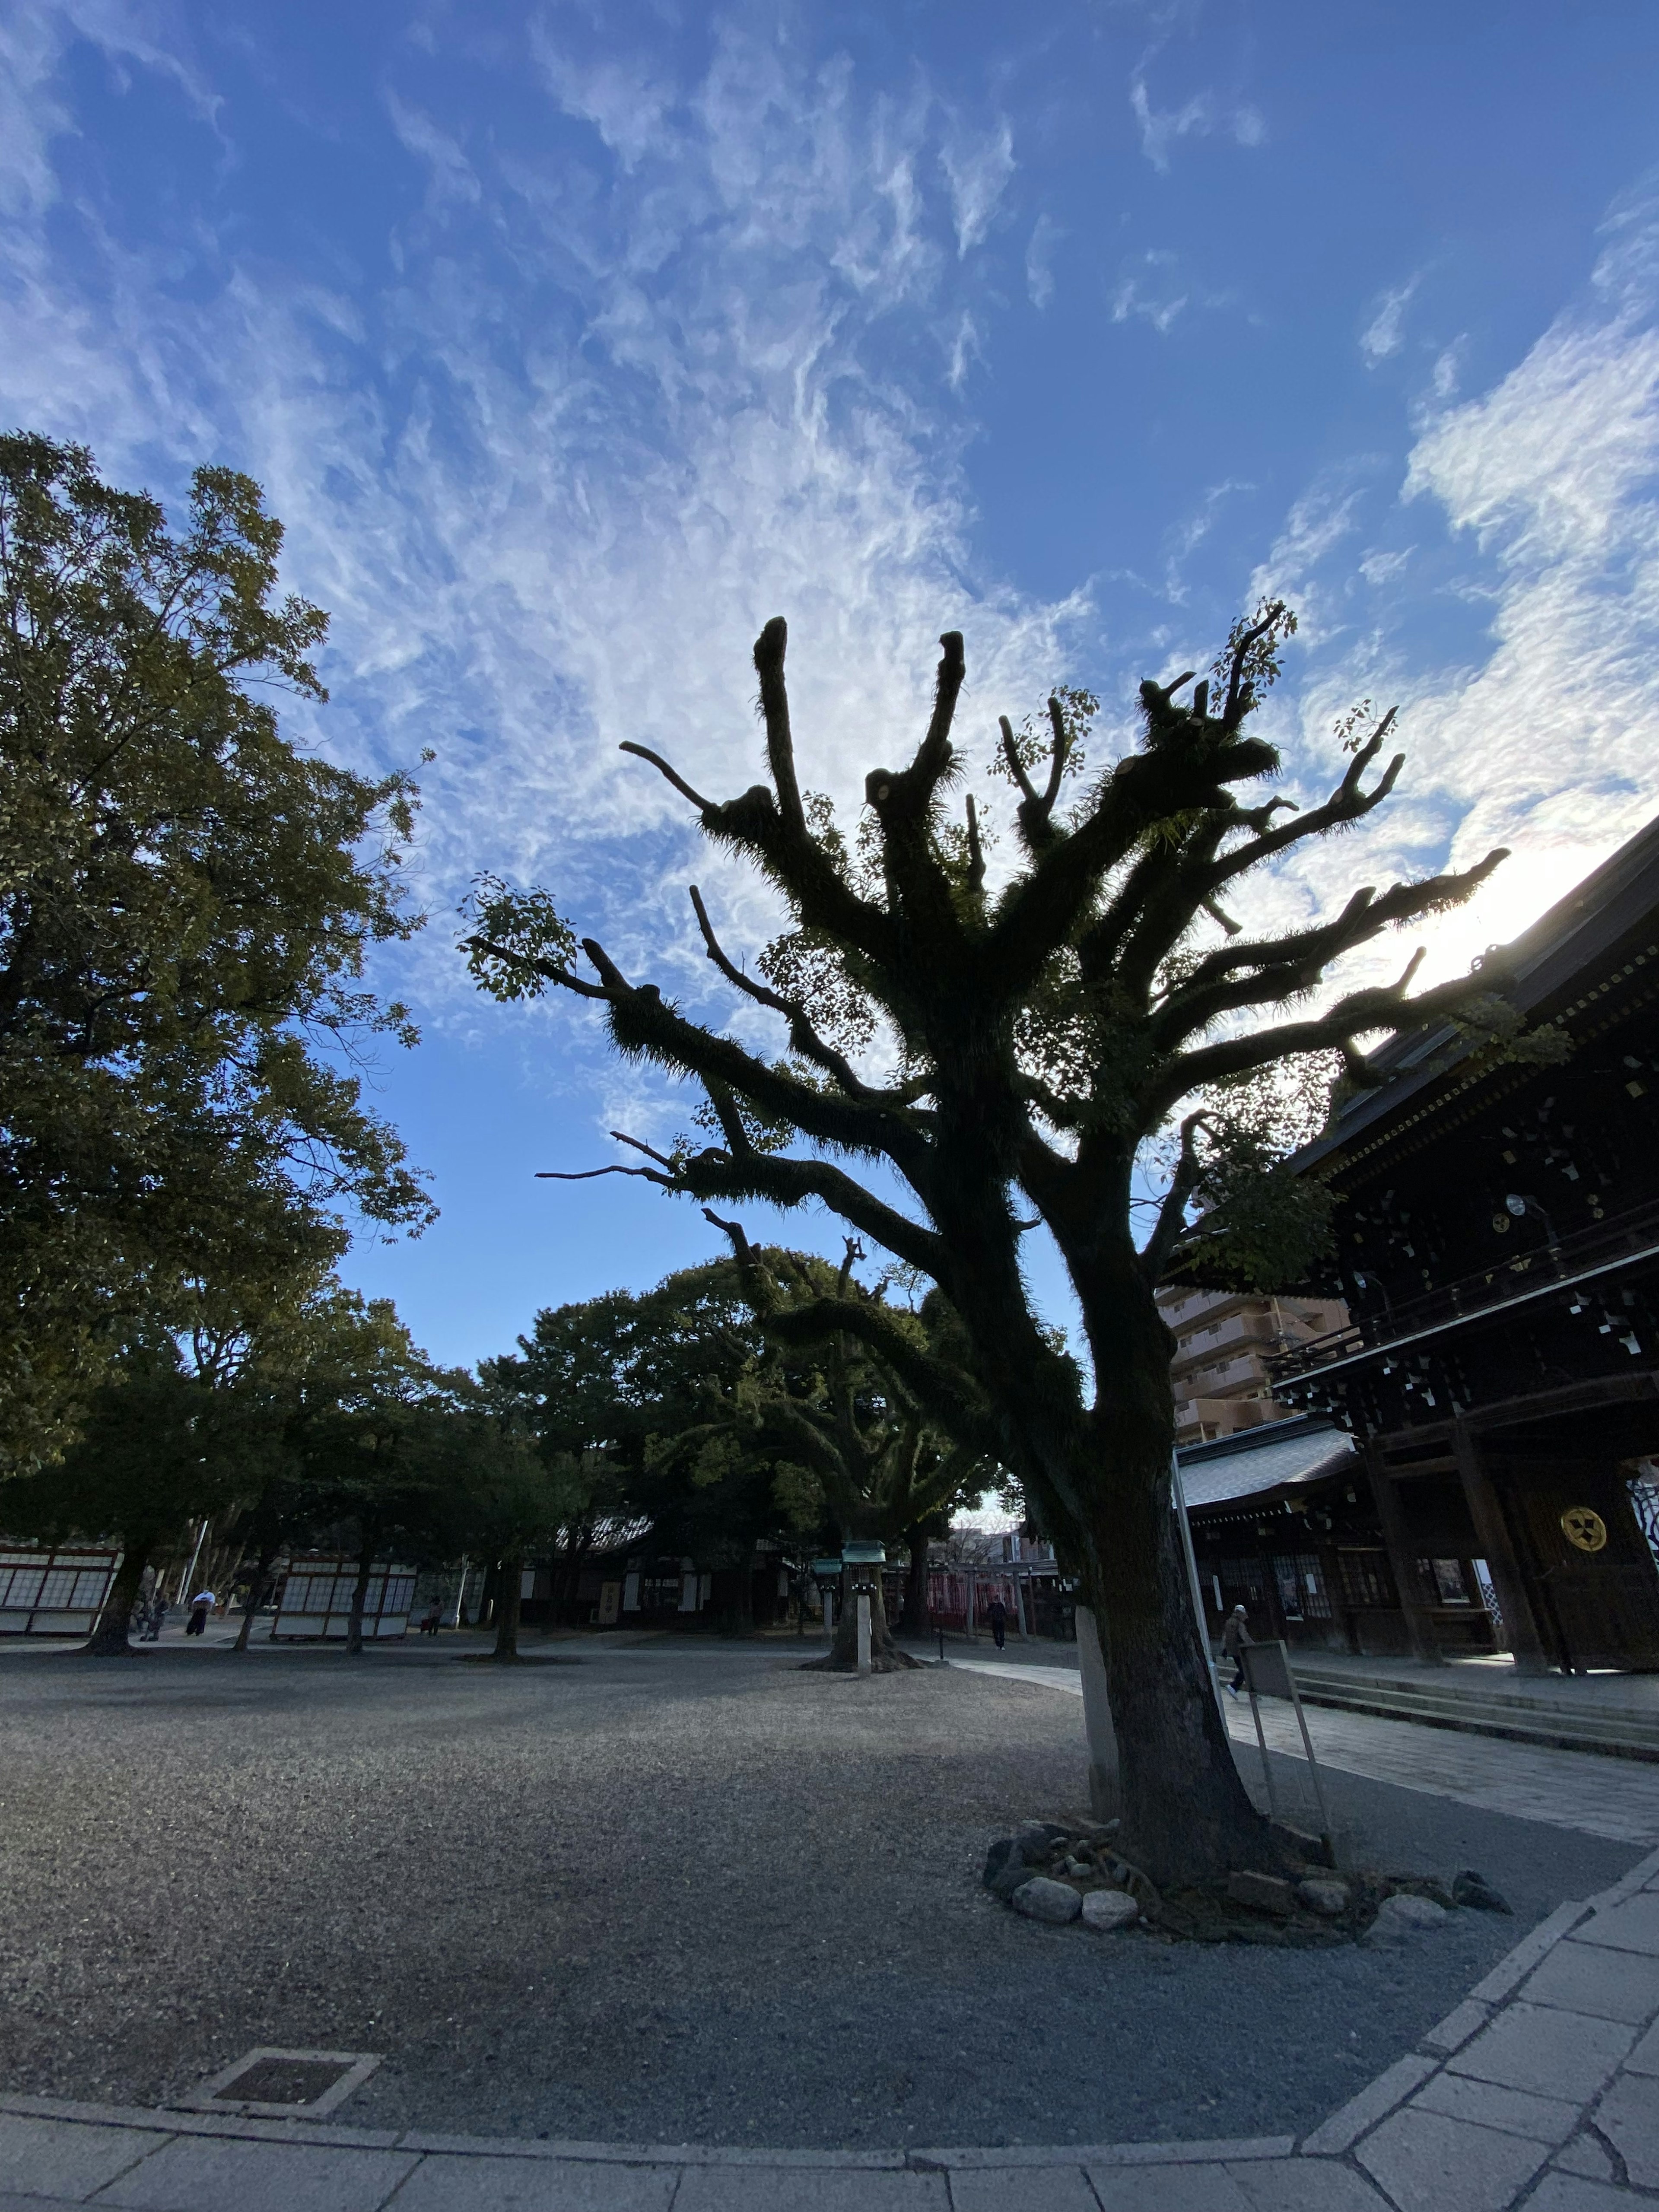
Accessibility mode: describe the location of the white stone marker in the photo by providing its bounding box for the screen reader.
[856,1592,871,1672]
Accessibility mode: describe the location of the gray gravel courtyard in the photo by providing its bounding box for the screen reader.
[0,1635,1640,2151]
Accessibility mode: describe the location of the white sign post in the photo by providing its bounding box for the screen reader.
[856,1592,872,1673]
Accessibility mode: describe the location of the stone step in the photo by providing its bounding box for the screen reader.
[1287,1669,1659,1762]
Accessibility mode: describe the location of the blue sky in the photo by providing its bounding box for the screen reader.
[6,0,1659,1369]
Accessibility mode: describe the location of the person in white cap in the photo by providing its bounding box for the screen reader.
[1220,1603,1253,1698]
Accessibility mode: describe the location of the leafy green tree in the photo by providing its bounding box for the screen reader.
[3,1342,235,1654]
[695,1220,988,1665]
[468,608,1517,1883]
[283,1294,466,1655]
[439,1432,594,1660]
[489,1255,777,1625]
[0,433,433,1473]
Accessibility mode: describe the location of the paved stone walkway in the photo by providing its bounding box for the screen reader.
[2,1844,1656,2209]
[953,1659,1659,1846]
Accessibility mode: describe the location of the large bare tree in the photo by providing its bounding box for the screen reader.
[467,605,1511,1883]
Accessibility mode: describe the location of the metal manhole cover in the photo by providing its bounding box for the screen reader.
[177,2046,383,2117]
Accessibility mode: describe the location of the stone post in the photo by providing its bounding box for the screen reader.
[1074,1605,1122,1823]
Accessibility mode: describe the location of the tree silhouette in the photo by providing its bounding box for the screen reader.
[467,606,1513,1882]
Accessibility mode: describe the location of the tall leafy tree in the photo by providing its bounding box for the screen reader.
[468,608,1516,1882]
[0,434,433,1471]
[696,1221,988,1666]
[3,1341,236,1654]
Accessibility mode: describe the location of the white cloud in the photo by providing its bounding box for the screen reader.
[1218,172,1659,1008]
[1112,248,1187,332]
[386,90,481,206]
[1129,70,1264,174]
[939,118,1015,258]
[0,7,1086,1043]
[1360,273,1420,366]
[1025,211,1061,310]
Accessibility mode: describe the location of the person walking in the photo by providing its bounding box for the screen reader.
[142,1594,168,1641]
[986,1595,1007,1651]
[185,1590,216,1637]
[1221,1602,1253,1697]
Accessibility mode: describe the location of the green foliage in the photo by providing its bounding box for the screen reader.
[0,434,432,1472]
[462,874,579,1001]
[988,686,1098,795]
[3,1340,233,1552]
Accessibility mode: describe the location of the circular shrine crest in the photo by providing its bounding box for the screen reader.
[1560,1506,1609,1554]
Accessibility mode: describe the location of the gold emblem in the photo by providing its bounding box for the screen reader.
[1561,1506,1608,1554]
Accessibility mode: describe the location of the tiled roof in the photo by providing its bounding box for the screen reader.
[1177,1421,1356,1510]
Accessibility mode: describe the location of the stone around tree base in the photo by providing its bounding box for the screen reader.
[1366,1892,1452,1942]
[1011,1877,1083,1924]
[1300,1879,1351,1917]
[1227,1870,1297,1918]
[1081,1888,1140,1932]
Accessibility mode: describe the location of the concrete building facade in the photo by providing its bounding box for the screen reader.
[1158,1287,1351,1447]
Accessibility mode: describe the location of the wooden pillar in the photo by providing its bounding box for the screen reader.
[1361,1447,1443,1665]
[1451,1424,1551,1676]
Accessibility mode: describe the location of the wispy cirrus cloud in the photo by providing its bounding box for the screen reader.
[939,117,1015,257]
[0,6,1086,1044]
[1360,273,1422,365]
[1110,245,1233,333]
[1224,174,1659,998]
[1128,67,1263,174]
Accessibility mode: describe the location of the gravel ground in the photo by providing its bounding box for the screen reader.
[0,1636,1638,2150]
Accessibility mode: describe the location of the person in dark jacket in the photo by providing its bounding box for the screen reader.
[1220,1603,1253,1697]
[985,1595,1007,1651]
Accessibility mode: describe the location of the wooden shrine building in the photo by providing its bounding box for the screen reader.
[1269,815,1659,1674]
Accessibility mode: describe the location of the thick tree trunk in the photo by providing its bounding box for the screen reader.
[492,1553,523,1659]
[803,1568,919,1672]
[901,1523,930,1638]
[80,1540,152,1657]
[233,1545,281,1653]
[1084,1436,1270,1884]
[938,1166,1271,1885]
[345,1541,374,1656]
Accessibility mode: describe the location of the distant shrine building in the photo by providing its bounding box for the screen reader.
[1188,817,1659,1675]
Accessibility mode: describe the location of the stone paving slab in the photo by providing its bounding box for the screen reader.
[89,2135,420,2212]
[384,2153,680,2211]
[5,1843,1659,2212]
[1522,1936,1659,2023]
[1356,2105,1551,2211]
[0,2114,167,2199]
[944,2165,1100,2211]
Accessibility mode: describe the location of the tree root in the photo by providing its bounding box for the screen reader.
[798,1646,922,1673]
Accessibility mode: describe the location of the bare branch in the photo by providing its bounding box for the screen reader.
[535,1162,676,1188]
[1146,852,1506,1051]
[752,617,806,836]
[687,884,878,1098]
[1200,720,1405,896]
[617,741,717,814]
[1143,959,1516,1125]
[906,630,966,790]
[1139,1111,1211,1283]
[965,795,986,893]
[998,715,1040,806]
[1042,695,1070,808]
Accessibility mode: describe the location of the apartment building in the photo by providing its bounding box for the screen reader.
[1156,1287,1350,1447]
